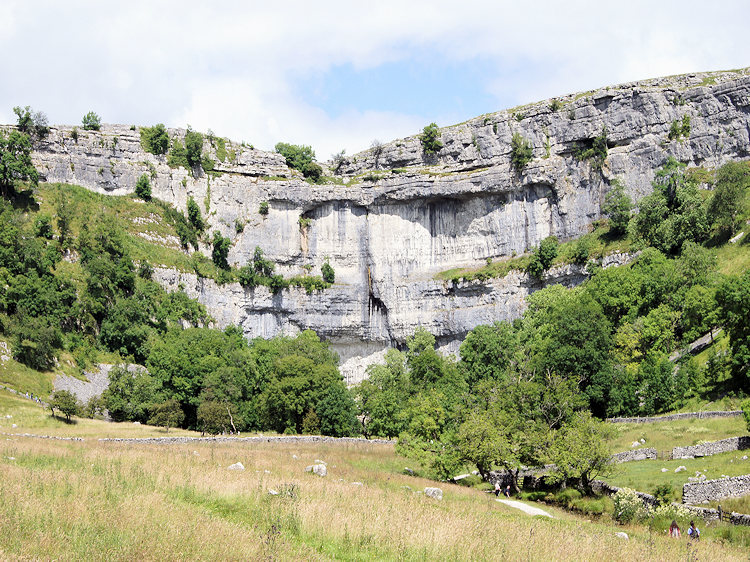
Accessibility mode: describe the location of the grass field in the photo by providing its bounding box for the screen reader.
[606,450,750,501]
[610,416,748,454]
[1,391,749,560]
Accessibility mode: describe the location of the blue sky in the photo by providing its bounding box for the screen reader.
[1,1,749,160]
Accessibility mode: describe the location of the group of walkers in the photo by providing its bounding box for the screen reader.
[493,481,511,498]
[668,520,700,540]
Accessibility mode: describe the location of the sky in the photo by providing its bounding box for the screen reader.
[1,1,749,161]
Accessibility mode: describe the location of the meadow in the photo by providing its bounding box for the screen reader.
[1,391,749,561]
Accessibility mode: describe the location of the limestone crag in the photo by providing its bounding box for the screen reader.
[18,68,750,381]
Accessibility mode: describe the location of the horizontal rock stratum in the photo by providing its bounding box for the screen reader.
[16,68,750,382]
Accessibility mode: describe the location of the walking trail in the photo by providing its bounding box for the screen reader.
[496,499,553,518]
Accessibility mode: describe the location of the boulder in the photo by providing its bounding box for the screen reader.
[675,466,686,473]
[615,532,629,540]
[227,462,245,471]
[305,464,327,477]
[661,468,668,472]
[424,487,443,500]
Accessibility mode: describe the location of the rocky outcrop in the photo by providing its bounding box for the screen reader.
[18,68,750,380]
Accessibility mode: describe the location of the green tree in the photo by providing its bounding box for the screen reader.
[547,411,614,491]
[602,179,633,235]
[355,349,410,438]
[526,236,558,279]
[742,398,750,432]
[187,196,204,231]
[275,143,322,179]
[708,161,750,237]
[510,132,533,172]
[459,321,520,387]
[716,270,750,387]
[49,390,78,421]
[135,174,151,201]
[184,128,203,168]
[103,365,161,423]
[0,130,39,197]
[148,399,185,432]
[321,260,335,284]
[211,231,230,270]
[13,106,33,133]
[317,383,358,437]
[197,400,232,434]
[140,124,170,155]
[420,123,443,155]
[82,111,101,131]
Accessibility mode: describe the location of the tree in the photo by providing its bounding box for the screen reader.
[184,128,203,168]
[547,411,614,491]
[321,260,335,284]
[602,179,633,235]
[140,124,170,155]
[186,197,204,231]
[716,270,750,387]
[708,161,750,237]
[49,390,78,421]
[526,236,558,279]
[0,130,39,197]
[460,321,520,387]
[197,400,232,434]
[211,231,231,269]
[742,398,750,432]
[13,106,33,133]
[275,143,320,179]
[102,365,160,423]
[317,383,358,437]
[148,399,185,432]
[82,111,101,131]
[420,123,443,155]
[510,132,533,172]
[135,174,151,201]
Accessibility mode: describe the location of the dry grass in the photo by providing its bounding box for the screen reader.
[1,435,747,561]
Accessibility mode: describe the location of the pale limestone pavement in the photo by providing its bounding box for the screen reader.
[496,499,553,518]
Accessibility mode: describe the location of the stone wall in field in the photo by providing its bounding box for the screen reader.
[672,436,750,459]
[611,448,657,463]
[682,474,750,505]
[607,411,743,424]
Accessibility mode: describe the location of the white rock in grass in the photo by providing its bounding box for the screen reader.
[631,441,640,448]
[743,456,748,460]
[268,489,279,495]
[133,421,140,425]
[615,532,629,540]
[675,466,686,473]
[228,462,245,471]
[404,467,414,475]
[640,438,645,444]
[292,454,298,459]
[314,459,327,465]
[305,464,327,477]
[661,468,668,472]
[193,451,199,456]
[351,482,363,486]
[11,424,16,428]
[424,487,443,500]
[5,415,11,419]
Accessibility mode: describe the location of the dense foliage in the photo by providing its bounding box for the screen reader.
[274,142,322,181]
[510,132,533,171]
[82,111,101,131]
[139,124,169,155]
[420,123,443,155]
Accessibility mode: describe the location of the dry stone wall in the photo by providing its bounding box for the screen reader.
[672,436,750,459]
[683,474,750,505]
[611,448,657,463]
[607,411,743,424]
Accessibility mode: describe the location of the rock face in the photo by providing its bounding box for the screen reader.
[18,68,750,381]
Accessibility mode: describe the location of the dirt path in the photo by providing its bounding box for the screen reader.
[496,499,553,518]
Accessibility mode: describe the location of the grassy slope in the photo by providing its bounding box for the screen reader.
[1,416,745,560]
[610,416,748,453]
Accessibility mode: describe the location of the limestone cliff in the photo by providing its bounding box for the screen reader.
[21,68,750,381]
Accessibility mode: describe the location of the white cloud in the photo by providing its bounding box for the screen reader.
[1,1,749,157]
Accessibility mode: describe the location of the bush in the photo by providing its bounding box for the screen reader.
[510,132,533,172]
[321,260,335,284]
[573,128,608,168]
[602,179,633,235]
[275,142,320,179]
[211,231,231,270]
[140,124,169,155]
[187,197,204,232]
[420,122,443,155]
[184,128,203,168]
[135,174,151,201]
[258,201,269,215]
[613,488,649,524]
[82,111,101,131]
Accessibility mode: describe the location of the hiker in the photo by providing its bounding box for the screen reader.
[687,521,700,540]
[668,520,681,538]
[504,485,511,498]
[494,481,502,497]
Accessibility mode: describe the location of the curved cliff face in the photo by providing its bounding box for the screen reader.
[23,68,750,381]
